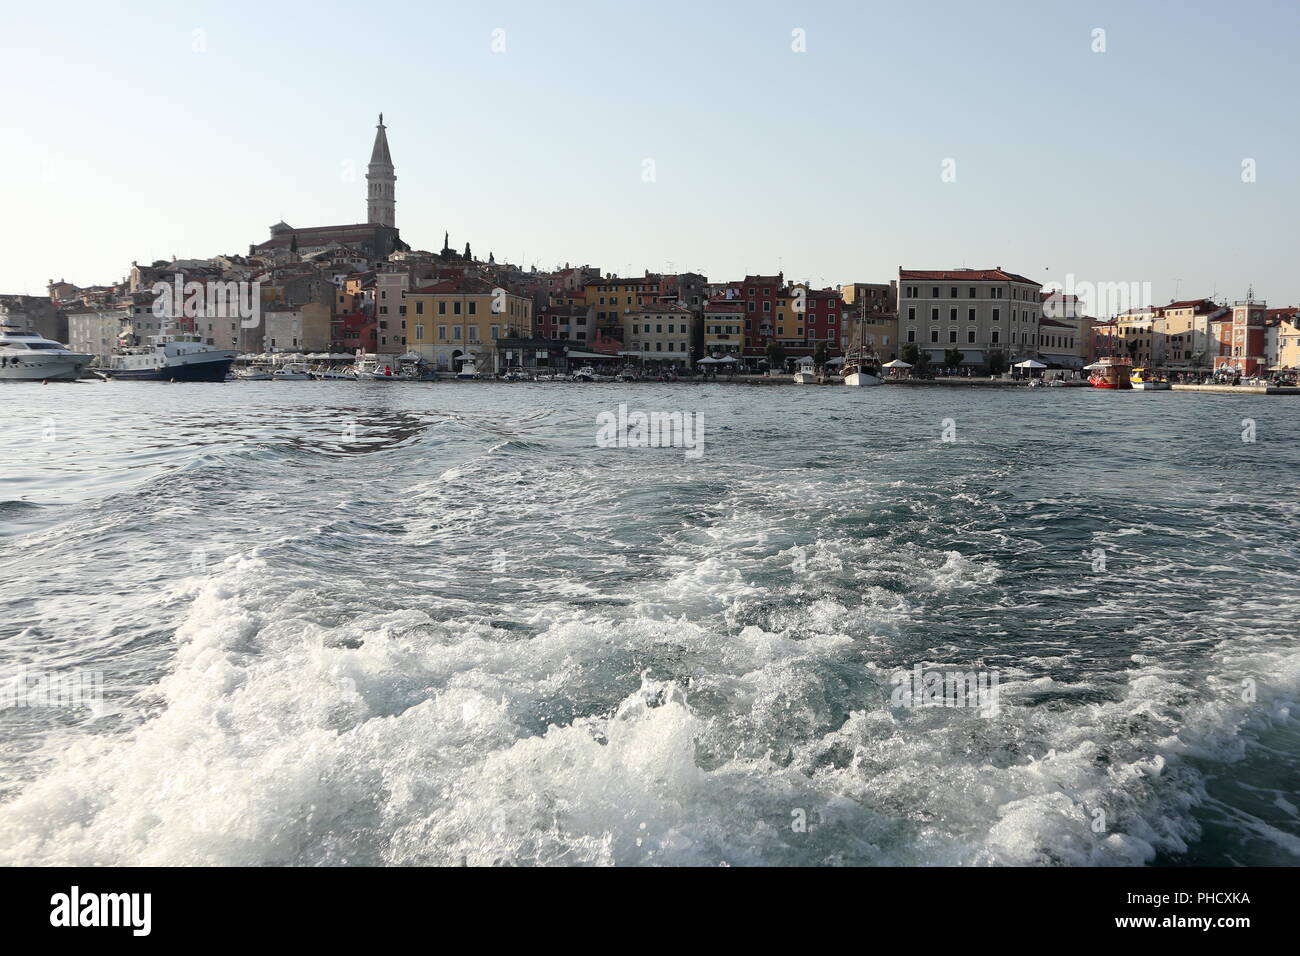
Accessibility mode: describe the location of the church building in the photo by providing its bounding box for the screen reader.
[251,115,405,260]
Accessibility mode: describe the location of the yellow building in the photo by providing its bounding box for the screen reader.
[703,300,745,357]
[841,307,899,359]
[403,278,532,373]
[1277,315,1300,371]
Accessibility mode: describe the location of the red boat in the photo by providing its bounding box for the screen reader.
[1086,355,1133,389]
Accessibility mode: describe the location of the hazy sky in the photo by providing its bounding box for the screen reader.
[3,0,1297,311]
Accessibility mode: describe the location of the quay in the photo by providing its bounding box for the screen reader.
[1171,384,1300,395]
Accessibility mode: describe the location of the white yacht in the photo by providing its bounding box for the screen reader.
[571,366,596,382]
[96,333,238,381]
[456,358,482,380]
[0,324,93,382]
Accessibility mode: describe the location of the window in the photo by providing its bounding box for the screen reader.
[453,302,462,316]
[438,302,446,315]
[949,329,958,343]
[468,327,478,342]
[930,329,939,343]
[969,288,976,298]
[931,308,939,321]
[468,302,477,315]
[949,309,957,321]
[415,301,424,315]
[415,323,425,340]
[967,329,976,343]
[968,308,976,321]
[908,307,916,321]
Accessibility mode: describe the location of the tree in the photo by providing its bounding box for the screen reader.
[765,340,786,371]
[943,347,963,370]
[985,349,1008,375]
[464,242,472,260]
[901,342,930,376]
[813,341,829,369]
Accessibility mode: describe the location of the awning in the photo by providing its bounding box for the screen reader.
[565,350,619,360]
[1040,354,1083,367]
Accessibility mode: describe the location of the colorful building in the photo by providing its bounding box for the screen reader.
[403,278,533,372]
[1212,294,1269,376]
[702,300,745,357]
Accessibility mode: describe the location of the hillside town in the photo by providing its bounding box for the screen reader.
[3,115,1298,382]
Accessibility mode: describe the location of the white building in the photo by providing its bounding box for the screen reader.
[898,268,1043,366]
[66,308,127,365]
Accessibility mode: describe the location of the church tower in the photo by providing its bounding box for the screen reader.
[366,113,396,227]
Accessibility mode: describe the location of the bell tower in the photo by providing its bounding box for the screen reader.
[366,113,396,227]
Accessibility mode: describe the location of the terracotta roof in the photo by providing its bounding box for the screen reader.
[900,268,1039,285]
[1158,298,1219,313]
[409,277,498,295]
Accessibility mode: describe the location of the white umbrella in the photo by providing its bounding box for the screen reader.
[1014,359,1047,369]
[716,355,739,363]
[882,359,912,368]
[696,356,719,364]
[795,355,815,365]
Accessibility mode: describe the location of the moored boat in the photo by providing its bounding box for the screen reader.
[0,324,93,382]
[1130,367,1171,390]
[95,334,238,382]
[1086,355,1134,389]
[272,362,314,381]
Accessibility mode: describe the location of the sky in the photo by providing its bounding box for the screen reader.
[2,0,1298,312]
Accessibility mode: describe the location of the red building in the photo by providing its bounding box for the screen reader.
[1212,295,1268,376]
[332,311,377,353]
[802,288,843,350]
[737,273,784,357]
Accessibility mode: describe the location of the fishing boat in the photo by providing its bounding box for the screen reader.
[1085,355,1134,390]
[571,366,596,382]
[95,334,238,382]
[839,320,883,386]
[1130,367,1171,391]
[455,358,483,380]
[793,367,818,384]
[0,324,93,381]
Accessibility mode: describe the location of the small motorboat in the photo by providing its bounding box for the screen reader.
[272,362,313,381]
[1130,367,1171,390]
[456,358,482,380]
[571,366,596,382]
[793,369,818,384]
